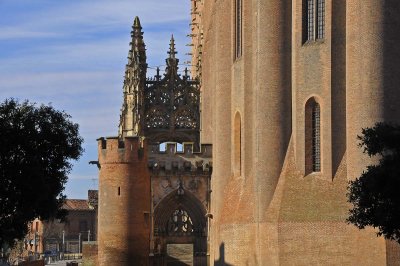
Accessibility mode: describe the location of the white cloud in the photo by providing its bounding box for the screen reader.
[0,0,190,41]
[0,71,118,93]
[0,27,60,40]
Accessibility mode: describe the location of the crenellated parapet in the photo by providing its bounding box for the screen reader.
[147,142,212,175]
[148,142,212,219]
[97,136,146,165]
[97,138,212,172]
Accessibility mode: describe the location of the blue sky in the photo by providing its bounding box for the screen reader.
[0,0,192,199]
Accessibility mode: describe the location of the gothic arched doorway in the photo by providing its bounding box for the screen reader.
[152,188,207,266]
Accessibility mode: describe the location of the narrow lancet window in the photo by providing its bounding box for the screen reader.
[305,98,321,174]
[307,0,314,41]
[234,112,241,176]
[316,0,325,39]
[312,103,321,172]
[235,0,242,58]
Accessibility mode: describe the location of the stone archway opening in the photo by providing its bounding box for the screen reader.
[152,189,207,266]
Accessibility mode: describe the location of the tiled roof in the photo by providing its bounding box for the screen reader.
[63,199,93,211]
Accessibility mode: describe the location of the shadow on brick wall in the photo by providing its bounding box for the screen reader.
[214,243,233,266]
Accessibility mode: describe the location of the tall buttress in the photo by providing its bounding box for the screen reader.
[118,16,147,138]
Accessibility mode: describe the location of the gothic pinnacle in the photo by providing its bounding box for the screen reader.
[127,16,146,66]
[131,16,144,46]
[168,34,177,59]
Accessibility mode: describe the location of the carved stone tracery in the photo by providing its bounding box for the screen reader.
[167,208,194,236]
[143,36,200,145]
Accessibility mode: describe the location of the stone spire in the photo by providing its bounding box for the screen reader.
[119,16,147,138]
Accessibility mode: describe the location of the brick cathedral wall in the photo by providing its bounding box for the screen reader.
[195,0,400,264]
[200,0,233,262]
[277,222,386,265]
[269,143,387,265]
[209,136,389,265]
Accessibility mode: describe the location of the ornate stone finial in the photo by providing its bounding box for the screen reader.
[133,16,141,29]
[166,35,179,69]
[168,34,177,59]
[132,16,143,44]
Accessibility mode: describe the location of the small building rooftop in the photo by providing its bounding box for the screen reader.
[63,199,94,211]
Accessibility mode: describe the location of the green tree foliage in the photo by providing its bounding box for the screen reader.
[0,99,83,247]
[347,122,400,243]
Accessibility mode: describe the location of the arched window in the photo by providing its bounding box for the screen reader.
[305,98,321,174]
[234,112,241,176]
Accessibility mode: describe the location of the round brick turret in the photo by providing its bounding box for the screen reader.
[255,0,292,214]
[346,1,400,181]
[97,136,150,265]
